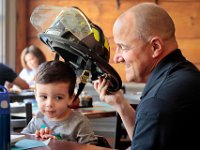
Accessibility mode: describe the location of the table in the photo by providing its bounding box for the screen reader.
[11,94,140,149]
[114,93,141,149]
[10,92,140,119]
[11,101,116,119]
[76,101,116,119]
[9,90,35,103]
[12,133,112,150]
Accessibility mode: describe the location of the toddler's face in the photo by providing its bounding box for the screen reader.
[35,82,73,121]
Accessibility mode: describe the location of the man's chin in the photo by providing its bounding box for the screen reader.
[126,75,142,83]
[126,75,135,82]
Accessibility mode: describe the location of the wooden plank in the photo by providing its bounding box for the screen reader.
[159,0,200,2]
[27,0,154,37]
[16,0,200,82]
[160,2,200,38]
[110,63,126,82]
[16,0,27,73]
[177,38,200,63]
[27,38,55,61]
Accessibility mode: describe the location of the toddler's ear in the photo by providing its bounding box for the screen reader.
[68,93,80,109]
[34,88,38,102]
[34,88,40,103]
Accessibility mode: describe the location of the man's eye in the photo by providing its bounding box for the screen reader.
[121,46,129,51]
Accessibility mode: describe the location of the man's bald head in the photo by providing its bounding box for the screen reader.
[114,3,175,42]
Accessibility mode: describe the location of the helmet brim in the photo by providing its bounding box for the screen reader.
[40,33,122,92]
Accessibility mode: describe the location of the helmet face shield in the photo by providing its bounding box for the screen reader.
[31,5,97,48]
[30,5,122,93]
[30,5,64,33]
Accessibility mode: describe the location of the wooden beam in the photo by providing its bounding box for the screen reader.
[16,0,27,73]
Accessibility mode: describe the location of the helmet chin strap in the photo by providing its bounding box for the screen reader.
[54,53,89,102]
[54,53,60,61]
[73,59,92,102]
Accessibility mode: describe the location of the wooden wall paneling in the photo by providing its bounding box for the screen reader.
[28,38,56,61]
[111,63,126,82]
[160,2,200,38]
[27,0,143,38]
[177,39,200,63]
[16,0,27,73]
[160,1,200,69]
[17,0,200,82]
[159,0,200,2]
[25,0,155,81]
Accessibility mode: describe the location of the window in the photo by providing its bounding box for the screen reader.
[0,0,16,69]
[0,0,5,62]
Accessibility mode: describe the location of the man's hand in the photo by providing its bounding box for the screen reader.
[94,77,135,139]
[93,77,125,110]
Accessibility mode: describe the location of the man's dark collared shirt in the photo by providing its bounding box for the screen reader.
[131,49,200,150]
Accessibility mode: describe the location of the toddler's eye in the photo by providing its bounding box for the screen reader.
[55,96,63,101]
[39,95,47,100]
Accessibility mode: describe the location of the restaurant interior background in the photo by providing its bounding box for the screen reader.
[1,0,200,79]
[1,0,200,148]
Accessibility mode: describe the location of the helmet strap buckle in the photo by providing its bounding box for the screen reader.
[73,60,92,102]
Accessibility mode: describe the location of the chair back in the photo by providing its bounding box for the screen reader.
[95,135,111,148]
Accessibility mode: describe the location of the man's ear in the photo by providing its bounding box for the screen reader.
[150,37,163,58]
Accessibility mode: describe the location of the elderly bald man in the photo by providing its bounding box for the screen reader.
[94,2,200,150]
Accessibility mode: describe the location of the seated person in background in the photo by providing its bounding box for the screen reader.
[21,60,97,145]
[19,45,46,88]
[0,63,29,90]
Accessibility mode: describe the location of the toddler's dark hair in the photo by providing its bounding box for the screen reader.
[35,60,76,96]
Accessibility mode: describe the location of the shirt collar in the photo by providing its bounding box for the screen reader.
[141,49,186,99]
